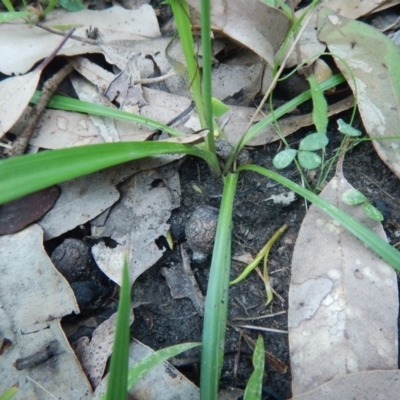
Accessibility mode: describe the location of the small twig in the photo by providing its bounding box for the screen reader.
[136,69,178,85]
[11,63,74,156]
[36,22,101,45]
[35,28,75,72]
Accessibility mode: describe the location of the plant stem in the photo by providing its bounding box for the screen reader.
[200,0,216,154]
[200,172,238,400]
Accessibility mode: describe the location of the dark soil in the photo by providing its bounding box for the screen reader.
[123,116,400,399]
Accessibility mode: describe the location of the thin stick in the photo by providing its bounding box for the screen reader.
[11,64,74,156]
[36,22,100,45]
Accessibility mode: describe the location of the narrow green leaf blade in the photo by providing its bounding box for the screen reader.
[127,342,201,390]
[200,173,238,400]
[237,164,400,272]
[307,74,328,134]
[0,387,18,400]
[106,258,131,400]
[58,0,85,11]
[212,97,230,117]
[0,142,219,205]
[0,11,32,23]
[243,336,265,400]
[30,91,184,138]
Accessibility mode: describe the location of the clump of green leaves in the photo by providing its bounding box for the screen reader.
[272,132,329,170]
[342,189,384,222]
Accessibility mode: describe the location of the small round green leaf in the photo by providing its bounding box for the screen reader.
[272,149,297,169]
[297,150,321,169]
[299,133,329,151]
[364,202,384,222]
[337,119,362,136]
[342,189,367,205]
[212,97,230,117]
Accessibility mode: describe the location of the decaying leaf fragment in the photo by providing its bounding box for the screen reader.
[319,0,398,20]
[0,70,41,138]
[186,0,290,67]
[318,8,400,179]
[92,164,181,285]
[93,339,200,399]
[288,170,398,395]
[0,225,92,399]
[73,311,134,389]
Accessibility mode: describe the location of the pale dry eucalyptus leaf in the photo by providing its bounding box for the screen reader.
[0,225,92,399]
[186,0,290,67]
[220,97,353,146]
[288,172,398,395]
[71,75,120,142]
[0,70,41,138]
[91,165,181,285]
[69,56,116,94]
[282,26,326,68]
[318,8,400,179]
[93,339,200,399]
[319,0,398,19]
[39,156,181,240]
[73,311,134,389]
[292,370,400,400]
[0,5,160,75]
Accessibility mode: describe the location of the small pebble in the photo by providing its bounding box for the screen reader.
[186,205,218,262]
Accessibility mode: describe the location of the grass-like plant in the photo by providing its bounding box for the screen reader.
[103,257,200,399]
[1,1,400,399]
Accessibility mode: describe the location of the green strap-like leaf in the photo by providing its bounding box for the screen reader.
[237,164,400,272]
[0,142,219,205]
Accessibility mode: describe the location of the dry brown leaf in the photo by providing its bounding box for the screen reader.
[186,0,290,67]
[39,156,181,240]
[292,370,400,400]
[288,171,398,395]
[73,311,134,389]
[319,0,398,19]
[93,339,200,399]
[0,6,160,75]
[71,75,121,142]
[91,165,181,285]
[0,70,40,138]
[283,27,326,68]
[369,0,400,15]
[0,225,92,399]
[221,96,354,146]
[318,8,400,179]
[69,56,116,93]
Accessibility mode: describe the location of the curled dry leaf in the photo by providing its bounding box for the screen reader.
[91,165,181,285]
[73,311,134,389]
[186,0,290,67]
[319,0,397,20]
[318,8,400,179]
[0,70,41,138]
[288,171,398,395]
[93,339,200,399]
